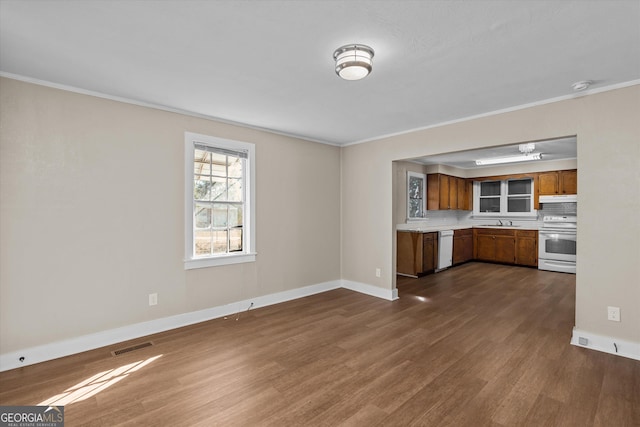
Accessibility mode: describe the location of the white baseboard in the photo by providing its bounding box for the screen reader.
[0,279,398,371]
[571,327,640,361]
[342,280,399,301]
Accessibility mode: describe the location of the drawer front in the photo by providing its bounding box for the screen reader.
[454,228,472,236]
[474,228,515,236]
[422,232,437,241]
[516,230,537,238]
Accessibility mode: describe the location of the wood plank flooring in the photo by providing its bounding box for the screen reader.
[1,262,639,426]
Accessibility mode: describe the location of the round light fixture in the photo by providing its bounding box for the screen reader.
[571,80,592,92]
[333,44,374,80]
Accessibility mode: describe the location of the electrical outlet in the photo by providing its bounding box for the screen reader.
[375,268,381,277]
[607,306,620,322]
[149,293,158,306]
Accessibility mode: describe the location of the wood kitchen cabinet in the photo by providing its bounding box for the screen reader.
[397,231,438,277]
[474,228,538,267]
[428,174,471,210]
[453,228,473,265]
[474,229,516,264]
[538,170,577,195]
[515,230,538,267]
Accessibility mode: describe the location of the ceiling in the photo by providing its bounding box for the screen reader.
[0,1,638,146]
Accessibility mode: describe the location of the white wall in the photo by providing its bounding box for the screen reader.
[342,86,640,345]
[0,78,341,355]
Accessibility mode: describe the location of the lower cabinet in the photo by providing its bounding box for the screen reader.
[473,228,538,266]
[474,229,516,263]
[515,230,538,267]
[453,229,473,265]
[399,228,538,277]
[397,231,438,277]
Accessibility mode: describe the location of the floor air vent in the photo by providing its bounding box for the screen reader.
[112,341,154,356]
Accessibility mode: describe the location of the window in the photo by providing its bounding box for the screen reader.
[473,178,534,216]
[407,171,426,220]
[184,132,255,269]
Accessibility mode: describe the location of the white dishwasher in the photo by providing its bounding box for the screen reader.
[437,230,454,271]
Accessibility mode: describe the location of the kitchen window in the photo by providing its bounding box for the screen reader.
[184,132,256,269]
[407,171,426,220]
[473,178,534,217]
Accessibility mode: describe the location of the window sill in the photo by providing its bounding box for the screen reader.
[184,253,256,270]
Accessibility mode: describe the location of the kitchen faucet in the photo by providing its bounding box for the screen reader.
[497,220,503,226]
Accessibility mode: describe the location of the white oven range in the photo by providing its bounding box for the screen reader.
[538,215,577,274]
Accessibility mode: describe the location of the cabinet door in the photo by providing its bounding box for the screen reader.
[453,236,465,264]
[560,170,577,194]
[439,175,450,209]
[427,174,440,210]
[464,180,473,210]
[516,236,537,266]
[462,235,473,261]
[448,177,457,210]
[538,172,559,195]
[422,233,436,272]
[456,178,466,210]
[494,235,516,263]
[397,232,420,276]
[454,234,474,264]
[475,234,495,261]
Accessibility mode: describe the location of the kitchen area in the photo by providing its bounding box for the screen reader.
[395,137,578,278]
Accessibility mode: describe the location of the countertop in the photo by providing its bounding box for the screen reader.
[397,223,540,233]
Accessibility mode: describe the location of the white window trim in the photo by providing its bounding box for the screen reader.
[184,132,256,270]
[473,178,536,218]
[407,171,427,221]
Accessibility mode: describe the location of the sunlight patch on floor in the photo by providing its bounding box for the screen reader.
[38,355,162,406]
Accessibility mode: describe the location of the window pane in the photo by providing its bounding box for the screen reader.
[228,157,242,178]
[210,153,227,177]
[228,178,242,202]
[212,204,228,227]
[229,205,243,228]
[194,177,211,200]
[194,160,212,176]
[194,149,211,165]
[409,199,422,218]
[210,176,227,201]
[229,228,243,252]
[508,179,531,195]
[480,181,501,196]
[480,197,501,212]
[194,205,212,229]
[212,230,228,254]
[409,176,423,199]
[508,197,531,212]
[195,230,212,256]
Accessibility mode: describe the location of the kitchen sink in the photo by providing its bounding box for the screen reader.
[478,224,520,227]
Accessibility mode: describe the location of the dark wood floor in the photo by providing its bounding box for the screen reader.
[1,262,639,426]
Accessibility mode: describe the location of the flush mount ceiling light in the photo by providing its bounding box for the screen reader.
[572,80,592,91]
[333,44,374,81]
[475,143,542,166]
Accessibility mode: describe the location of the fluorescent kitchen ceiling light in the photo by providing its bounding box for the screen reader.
[475,153,542,166]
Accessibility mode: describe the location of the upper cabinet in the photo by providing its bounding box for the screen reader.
[538,170,577,195]
[427,174,471,210]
